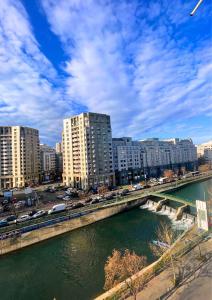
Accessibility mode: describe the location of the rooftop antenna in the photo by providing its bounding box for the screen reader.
[190,0,204,16]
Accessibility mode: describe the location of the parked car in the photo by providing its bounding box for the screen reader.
[63,196,71,201]
[119,189,129,196]
[85,197,93,203]
[3,215,17,224]
[0,220,8,227]
[104,194,114,200]
[32,210,47,218]
[2,199,9,205]
[29,210,38,217]
[48,203,66,214]
[132,184,143,191]
[16,215,31,223]
[91,199,99,204]
[57,194,64,199]
[109,186,118,191]
[14,200,26,209]
[110,192,116,197]
[71,202,84,209]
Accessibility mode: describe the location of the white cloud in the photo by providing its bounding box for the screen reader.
[0,0,74,144]
[0,0,211,145]
[41,0,212,140]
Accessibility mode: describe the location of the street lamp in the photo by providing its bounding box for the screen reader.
[190,0,204,16]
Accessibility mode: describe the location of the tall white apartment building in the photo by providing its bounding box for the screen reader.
[197,141,212,162]
[62,112,115,189]
[40,144,56,181]
[0,126,40,189]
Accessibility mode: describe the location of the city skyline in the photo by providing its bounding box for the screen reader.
[0,0,212,146]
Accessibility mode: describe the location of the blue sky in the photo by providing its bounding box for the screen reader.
[0,0,211,146]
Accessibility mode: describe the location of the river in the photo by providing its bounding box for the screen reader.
[0,178,211,300]
[168,178,212,202]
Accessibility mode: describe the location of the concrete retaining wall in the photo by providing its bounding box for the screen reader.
[0,197,147,256]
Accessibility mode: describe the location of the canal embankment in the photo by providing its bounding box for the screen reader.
[0,196,148,255]
[0,173,211,256]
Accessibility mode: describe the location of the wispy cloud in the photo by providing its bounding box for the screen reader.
[0,0,74,143]
[41,0,212,140]
[0,0,211,145]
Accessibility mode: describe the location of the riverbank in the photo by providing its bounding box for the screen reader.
[96,225,211,300]
[129,230,212,300]
[0,196,147,255]
[1,173,211,256]
[0,207,173,300]
[0,177,211,300]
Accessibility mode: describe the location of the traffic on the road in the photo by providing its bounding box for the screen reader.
[0,171,210,238]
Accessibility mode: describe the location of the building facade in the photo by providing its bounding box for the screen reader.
[62,112,115,189]
[113,137,197,184]
[56,142,62,154]
[197,141,212,163]
[55,142,63,180]
[40,144,56,182]
[112,137,143,185]
[140,138,197,177]
[0,126,40,189]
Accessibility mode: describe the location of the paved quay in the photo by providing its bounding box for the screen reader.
[169,258,212,300]
[127,231,212,300]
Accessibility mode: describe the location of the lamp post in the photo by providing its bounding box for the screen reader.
[190,0,204,16]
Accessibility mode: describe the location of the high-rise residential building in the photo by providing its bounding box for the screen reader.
[62,112,115,189]
[56,142,62,153]
[0,126,40,189]
[197,141,212,163]
[40,144,56,182]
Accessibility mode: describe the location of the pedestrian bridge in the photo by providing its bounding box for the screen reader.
[150,192,196,208]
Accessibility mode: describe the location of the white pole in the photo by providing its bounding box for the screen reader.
[190,0,204,16]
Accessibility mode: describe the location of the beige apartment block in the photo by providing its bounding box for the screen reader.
[197,141,212,162]
[0,126,40,189]
[62,112,115,189]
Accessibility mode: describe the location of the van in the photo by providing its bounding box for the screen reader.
[48,203,66,214]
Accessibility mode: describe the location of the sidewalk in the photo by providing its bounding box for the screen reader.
[128,236,212,300]
[168,258,212,300]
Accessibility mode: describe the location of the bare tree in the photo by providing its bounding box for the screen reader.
[150,222,177,285]
[180,166,186,176]
[163,169,174,180]
[104,249,147,300]
[98,185,108,196]
[198,164,211,173]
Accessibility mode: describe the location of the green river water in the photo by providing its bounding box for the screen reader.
[0,179,211,300]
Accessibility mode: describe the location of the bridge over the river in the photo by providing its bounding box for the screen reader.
[150,192,196,208]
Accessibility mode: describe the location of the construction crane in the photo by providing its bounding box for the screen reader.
[190,0,204,16]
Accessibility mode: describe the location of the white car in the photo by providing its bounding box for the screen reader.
[16,215,31,223]
[63,196,71,201]
[132,184,143,191]
[32,210,46,218]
